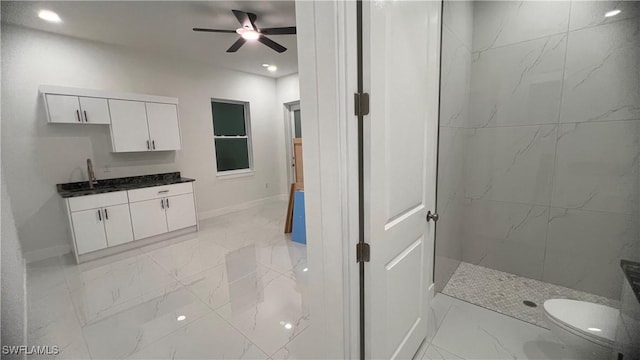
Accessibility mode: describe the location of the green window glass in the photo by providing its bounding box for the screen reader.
[211,100,252,173]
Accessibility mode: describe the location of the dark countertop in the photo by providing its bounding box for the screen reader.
[621,259,640,303]
[57,172,195,198]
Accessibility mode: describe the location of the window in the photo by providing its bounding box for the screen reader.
[211,99,253,174]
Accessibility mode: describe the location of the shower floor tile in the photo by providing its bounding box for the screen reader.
[441,262,619,327]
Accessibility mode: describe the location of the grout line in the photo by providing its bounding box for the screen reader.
[440,117,640,130]
[543,0,573,282]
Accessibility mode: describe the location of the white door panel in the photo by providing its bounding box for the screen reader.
[46,94,81,123]
[109,99,150,152]
[79,97,111,124]
[103,204,134,247]
[129,199,168,240]
[71,209,107,254]
[365,1,441,359]
[165,193,196,232]
[146,102,181,151]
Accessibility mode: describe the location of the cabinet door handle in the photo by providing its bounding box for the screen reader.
[97,209,102,221]
[147,140,150,150]
[166,198,169,208]
[84,110,88,122]
[104,208,108,220]
[161,199,165,209]
[152,140,156,150]
[76,110,81,122]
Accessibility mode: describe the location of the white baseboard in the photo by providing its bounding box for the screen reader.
[198,194,288,221]
[24,244,71,264]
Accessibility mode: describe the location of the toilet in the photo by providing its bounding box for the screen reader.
[543,299,619,359]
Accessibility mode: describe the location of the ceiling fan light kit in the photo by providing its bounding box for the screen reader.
[193,9,296,53]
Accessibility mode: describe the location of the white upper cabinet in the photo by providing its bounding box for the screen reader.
[146,103,181,151]
[109,99,151,152]
[79,97,111,124]
[46,94,82,123]
[41,86,181,152]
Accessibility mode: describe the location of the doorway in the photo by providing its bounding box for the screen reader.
[284,101,302,185]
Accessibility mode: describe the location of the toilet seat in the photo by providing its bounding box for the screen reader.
[543,299,618,347]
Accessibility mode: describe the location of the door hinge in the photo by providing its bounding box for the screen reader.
[354,93,370,116]
[356,242,370,263]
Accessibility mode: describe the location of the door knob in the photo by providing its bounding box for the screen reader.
[426,211,439,222]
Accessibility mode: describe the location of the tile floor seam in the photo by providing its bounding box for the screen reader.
[209,272,309,358]
[210,304,274,358]
[123,310,233,359]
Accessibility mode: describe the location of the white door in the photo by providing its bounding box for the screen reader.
[146,103,181,151]
[79,97,111,124]
[129,198,168,240]
[103,204,134,247]
[165,193,197,232]
[46,94,81,123]
[109,99,150,152]
[71,209,108,254]
[364,1,441,359]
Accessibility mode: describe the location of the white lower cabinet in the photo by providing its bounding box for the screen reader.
[103,204,134,246]
[66,183,197,260]
[71,209,108,255]
[166,193,197,232]
[71,204,134,255]
[129,198,169,240]
[129,193,197,239]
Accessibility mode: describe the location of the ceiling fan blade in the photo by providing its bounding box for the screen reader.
[193,28,237,33]
[227,37,247,52]
[258,35,287,53]
[260,27,297,35]
[232,10,257,30]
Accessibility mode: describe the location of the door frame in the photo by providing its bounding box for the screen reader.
[296,0,360,358]
[283,100,300,185]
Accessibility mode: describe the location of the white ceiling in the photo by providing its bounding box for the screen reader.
[1,1,298,78]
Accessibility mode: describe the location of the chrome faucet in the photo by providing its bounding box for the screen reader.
[87,158,98,189]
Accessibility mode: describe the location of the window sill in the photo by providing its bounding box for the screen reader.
[216,169,255,180]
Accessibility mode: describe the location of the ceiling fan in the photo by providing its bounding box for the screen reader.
[193,10,296,53]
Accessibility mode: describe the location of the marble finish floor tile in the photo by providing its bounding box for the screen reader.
[429,296,581,360]
[442,262,619,327]
[25,199,307,360]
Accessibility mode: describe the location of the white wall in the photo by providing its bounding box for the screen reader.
[1,172,27,356]
[275,73,300,190]
[1,24,291,258]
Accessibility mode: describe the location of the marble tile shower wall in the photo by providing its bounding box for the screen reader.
[441,1,640,299]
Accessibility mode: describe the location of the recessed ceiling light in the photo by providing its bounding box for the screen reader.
[587,327,602,332]
[262,64,270,67]
[38,9,62,23]
[303,267,308,272]
[605,9,621,17]
[267,65,277,72]
[284,323,292,330]
[177,315,186,321]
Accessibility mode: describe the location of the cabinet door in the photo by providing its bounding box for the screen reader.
[79,97,111,124]
[46,94,81,123]
[129,199,168,240]
[146,103,181,151]
[71,209,107,254]
[165,193,197,232]
[103,204,134,247]
[109,99,150,152]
